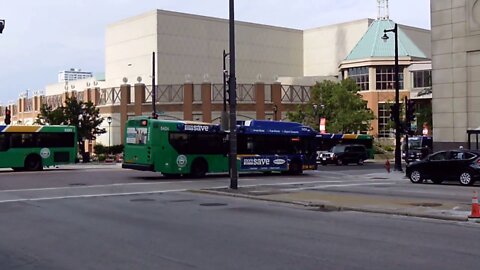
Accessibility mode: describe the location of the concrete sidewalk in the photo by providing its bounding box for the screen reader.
[196,171,478,223]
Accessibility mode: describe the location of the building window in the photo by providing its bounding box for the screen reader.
[378,103,393,138]
[376,66,404,90]
[347,67,369,90]
[412,70,431,88]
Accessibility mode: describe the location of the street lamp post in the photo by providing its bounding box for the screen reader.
[107,116,112,150]
[382,23,403,172]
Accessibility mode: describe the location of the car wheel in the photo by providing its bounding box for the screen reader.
[337,159,348,166]
[431,178,443,184]
[459,172,475,186]
[341,159,348,166]
[321,161,327,166]
[409,170,423,183]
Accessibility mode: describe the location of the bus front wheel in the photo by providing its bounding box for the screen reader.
[190,159,208,178]
[24,155,43,171]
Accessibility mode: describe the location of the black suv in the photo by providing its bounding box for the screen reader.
[318,144,368,165]
[406,150,480,185]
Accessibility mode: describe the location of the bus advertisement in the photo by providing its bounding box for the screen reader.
[122,118,317,177]
[0,125,78,171]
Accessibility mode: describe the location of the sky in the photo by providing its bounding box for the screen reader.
[0,0,431,104]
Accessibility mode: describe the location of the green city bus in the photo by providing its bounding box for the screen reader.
[0,125,78,171]
[315,133,375,159]
[122,118,318,177]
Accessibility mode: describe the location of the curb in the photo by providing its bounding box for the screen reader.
[191,189,469,222]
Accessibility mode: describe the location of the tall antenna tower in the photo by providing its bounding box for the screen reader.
[377,0,390,20]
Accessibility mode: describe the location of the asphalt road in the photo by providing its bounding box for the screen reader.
[0,163,477,207]
[0,191,479,270]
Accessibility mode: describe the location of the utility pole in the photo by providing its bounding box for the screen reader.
[382,23,402,172]
[228,0,238,189]
[152,52,157,118]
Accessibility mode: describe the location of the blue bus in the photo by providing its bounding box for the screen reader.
[237,120,318,174]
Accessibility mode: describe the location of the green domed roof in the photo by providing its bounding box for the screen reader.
[345,19,427,61]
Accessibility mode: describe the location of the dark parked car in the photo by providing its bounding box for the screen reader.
[406,150,480,185]
[317,144,368,166]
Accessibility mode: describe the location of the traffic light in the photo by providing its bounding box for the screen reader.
[4,108,11,125]
[406,99,416,122]
[0,20,5,34]
[389,104,398,122]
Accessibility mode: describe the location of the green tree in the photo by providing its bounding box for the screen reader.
[35,104,65,125]
[415,103,432,134]
[36,97,106,156]
[287,79,375,133]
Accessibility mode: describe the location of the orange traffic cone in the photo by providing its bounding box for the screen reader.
[384,159,391,173]
[468,191,480,218]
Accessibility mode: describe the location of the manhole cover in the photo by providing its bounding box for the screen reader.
[410,202,442,207]
[130,198,156,202]
[69,183,86,186]
[199,203,228,207]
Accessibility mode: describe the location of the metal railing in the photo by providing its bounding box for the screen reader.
[237,84,255,103]
[281,85,312,103]
[98,87,121,105]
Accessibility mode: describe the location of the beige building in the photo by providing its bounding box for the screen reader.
[1,8,432,149]
[431,0,480,148]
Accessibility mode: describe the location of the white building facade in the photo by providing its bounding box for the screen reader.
[58,68,93,83]
[431,0,480,148]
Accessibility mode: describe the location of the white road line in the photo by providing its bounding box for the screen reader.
[0,189,187,204]
[282,182,395,191]
[0,181,197,193]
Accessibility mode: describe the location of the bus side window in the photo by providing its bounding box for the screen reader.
[0,134,8,151]
[10,134,22,148]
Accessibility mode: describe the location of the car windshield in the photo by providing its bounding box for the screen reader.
[409,140,422,149]
[331,145,345,153]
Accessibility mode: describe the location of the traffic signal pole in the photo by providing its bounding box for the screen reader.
[404,97,409,163]
[228,0,238,189]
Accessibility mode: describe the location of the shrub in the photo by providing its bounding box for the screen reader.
[97,154,107,162]
[109,144,124,155]
[94,143,107,155]
[94,143,124,155]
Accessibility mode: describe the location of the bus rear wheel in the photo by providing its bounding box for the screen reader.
[190,159,208,178]
[288,161,303,175]
[24,155,43,171]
